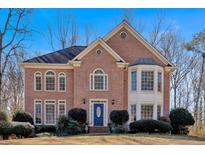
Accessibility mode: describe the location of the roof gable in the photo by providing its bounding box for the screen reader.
[104,20,173,67]
[72,38,126,63]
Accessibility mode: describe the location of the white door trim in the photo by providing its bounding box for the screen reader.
[89,99,108,127]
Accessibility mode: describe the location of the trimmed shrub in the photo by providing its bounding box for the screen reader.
[113,126,128,134]
[35,125,57,134]
[13,111,34,125]
[0,121,13,140]
[12,122,34,138]
[66,120,82,135]
[0,111,9,122]
[68,108,87,124]
[159,116,170,123]
[170,108,195,134]
[110,110,129,125]
[129,120,172,133]
[57,115,69,136]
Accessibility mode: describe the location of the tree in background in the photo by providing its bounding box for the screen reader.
[185,30,205,129]
[0,8,32,110]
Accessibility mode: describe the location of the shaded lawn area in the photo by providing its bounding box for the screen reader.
[0,134,205,145]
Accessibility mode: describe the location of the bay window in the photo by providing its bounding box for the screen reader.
[131,71,137,91]
[141,104,153,120]
[141,71,154,91]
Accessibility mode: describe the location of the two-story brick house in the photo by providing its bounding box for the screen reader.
[21,21,174,132]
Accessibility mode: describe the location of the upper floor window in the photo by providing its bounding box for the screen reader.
[131,71,137,91]
[90,68,108,91]
[34,72,42,91]
[58,73,66,92]
[158,72,162,92]
[45,71,55,91]
[141,71,154,91]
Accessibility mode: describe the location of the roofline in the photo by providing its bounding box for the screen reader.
[20,62,74,69]
[72,38,126,63]
[104,20,174,67]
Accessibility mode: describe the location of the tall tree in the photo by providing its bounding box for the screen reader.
[0,8,32,110]
[185,29,205,127]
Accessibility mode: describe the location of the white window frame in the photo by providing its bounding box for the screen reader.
[44,70,56,92]
[58,100,66,117]
[44,100,56,125]
[157,71,162,92]
[34,99,42,125]
[89,68,108,91]
[131,70,137,91]
[58,72,66,92]
[141,70,154,91]
[140,104,154,120]
[34,71,42,91]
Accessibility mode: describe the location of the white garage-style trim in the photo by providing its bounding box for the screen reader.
[89,99,108,127]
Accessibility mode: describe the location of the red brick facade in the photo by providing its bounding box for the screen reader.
[22,21,173,126]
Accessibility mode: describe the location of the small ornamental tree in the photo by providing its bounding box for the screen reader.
[110,110,129,126]
[170,108,195,134]
[68,108,87,124]
[0,111,9,122]
[12,110,34,125]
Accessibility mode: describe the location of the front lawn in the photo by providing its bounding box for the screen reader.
[0,134,205,145]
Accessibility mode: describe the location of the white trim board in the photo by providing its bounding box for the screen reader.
[72,38,126,63]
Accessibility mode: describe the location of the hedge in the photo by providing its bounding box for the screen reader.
[68,108,87,124]
[170,108,195,134]
[110,110,129,125]
[35,125,57,134]
[129,119,172,133]
[13,111,34,125]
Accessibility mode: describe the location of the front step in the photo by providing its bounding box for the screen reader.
[89,127,110,133]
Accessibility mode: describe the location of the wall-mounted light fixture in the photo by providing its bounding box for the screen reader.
[82,98,86,104]
[112,99,115,105]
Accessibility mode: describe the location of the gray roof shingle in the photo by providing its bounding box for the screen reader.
[24,46,87,64]
[129,58,158,67]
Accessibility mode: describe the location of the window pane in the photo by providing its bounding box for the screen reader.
[141,71,154,91]
[94,75,104,90]
[158,72,162,92]
[141,105,153,120]
[157,105,161,120]
[35,102,42,124]
[35,76,42,90]
[131,71,137,91]
[59,77,65,91]
[131,104,136,122]
[59,102,66,117]
[46,77,55,90]
[45,102,55,124]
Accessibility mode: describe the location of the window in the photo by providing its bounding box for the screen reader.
[158,72,162,92]
[141,71,154,91]
[58,101,66,117]
[34,100,42,125]
[58,73,66,92]
[131,104,137,122]
[45,71,55,91]
[120,31,127,39]
[34,72,42,91]
[131,71,137,91]
[45,101,56,125]
[90,68,108,90]
[141,105,153,120]
[157,105,161,120]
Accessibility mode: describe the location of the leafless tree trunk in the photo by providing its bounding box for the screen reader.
[84,23,93,46]
[0,8,31,110]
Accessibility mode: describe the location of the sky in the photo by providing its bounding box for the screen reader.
[2,8,205,56]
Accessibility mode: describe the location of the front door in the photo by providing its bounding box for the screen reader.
[93,103,104,126]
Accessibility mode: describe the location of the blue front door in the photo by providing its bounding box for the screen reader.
[94,103,104,126]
